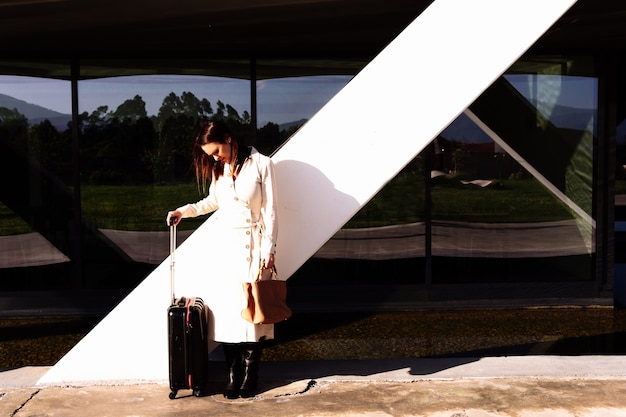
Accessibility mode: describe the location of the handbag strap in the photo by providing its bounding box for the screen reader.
[257,263,278,281]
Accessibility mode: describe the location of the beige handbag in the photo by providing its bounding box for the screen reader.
[242,264,292,324]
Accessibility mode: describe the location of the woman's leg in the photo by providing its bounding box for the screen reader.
[222,343,244,399]
[239,341,263,398]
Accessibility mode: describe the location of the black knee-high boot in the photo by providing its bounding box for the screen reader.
[222,343,244,399]
[239,342,263,398]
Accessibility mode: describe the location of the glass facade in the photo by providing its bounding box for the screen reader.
[430,57,597,294]
[614,57,626,307]
[288,56,602,303]
[0,72,75,289]
[0,54,614,304]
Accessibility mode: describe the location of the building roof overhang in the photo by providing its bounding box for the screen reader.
[0,0,624,78]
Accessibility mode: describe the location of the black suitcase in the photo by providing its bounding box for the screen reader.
[167,224,210,399]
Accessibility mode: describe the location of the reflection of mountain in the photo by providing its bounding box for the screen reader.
[441,112,490,143]
[279,118,308,131]
[2,93,307,132]
[1,90,597,141]
[549,105,595,131]
[442,103,596,143]
[0,93,71,130]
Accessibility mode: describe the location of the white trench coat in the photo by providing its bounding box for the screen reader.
[176,147,278,343]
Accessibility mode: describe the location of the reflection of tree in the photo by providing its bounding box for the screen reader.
[453,147,470,178]
[0,107,29,148]
[1,108,74,182]
[157,92,212,131]
[80,104,156,184]
[151,114,196,183]
[257,122,280,155]
[2,90,288,187]
[113,95,147,120]
[257,121,305,156]
[77,91,215,184]
[30,119,73,181]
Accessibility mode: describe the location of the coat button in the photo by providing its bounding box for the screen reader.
[246,257,251,262]
[246,231,251,235]
[245,245,250,249]
[234,197,239,201]
[246,219,251,223]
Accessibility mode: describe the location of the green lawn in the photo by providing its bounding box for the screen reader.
[80,183,206,231]
[0,183,205,235]
[347,175,576,227]
[1,177,583,235]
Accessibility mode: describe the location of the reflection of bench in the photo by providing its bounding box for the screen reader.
[0,232,69,268]
[99,229,193,264]
[92,219,590,264]
[0,138,132,267]
[460,179,494,188]
[317,220,592,259]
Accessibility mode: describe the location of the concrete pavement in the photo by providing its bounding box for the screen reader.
[2,356,626,416]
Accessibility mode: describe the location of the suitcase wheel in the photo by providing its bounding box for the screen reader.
[169,390,177,400]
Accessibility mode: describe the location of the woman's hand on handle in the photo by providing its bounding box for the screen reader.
[262,253,275,270]
[166,210,182,226]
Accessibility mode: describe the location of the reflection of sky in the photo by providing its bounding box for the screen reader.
[0,75,71,113]
[505,74,598,110]
[257,76,349,125]
[0,73,602,129]
[0,74,351,125]
[506,74,598,137]
[442,74,599,144]
[80,75,251,118]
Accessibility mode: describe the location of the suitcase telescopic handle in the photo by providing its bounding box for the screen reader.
[169,223,176,305]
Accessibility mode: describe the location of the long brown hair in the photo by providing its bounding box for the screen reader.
[192,120,251,194]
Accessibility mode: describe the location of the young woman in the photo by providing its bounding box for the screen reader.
[167,119,278,399]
